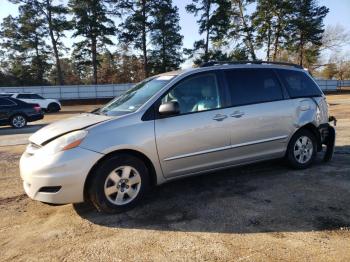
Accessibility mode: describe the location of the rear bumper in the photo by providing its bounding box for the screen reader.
[27,113,44,122]
[318,121,336,162]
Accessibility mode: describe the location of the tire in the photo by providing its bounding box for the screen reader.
[88,154,150,213]
[10,114,27,128]
[286,129,317,169]
[47,103,60,113]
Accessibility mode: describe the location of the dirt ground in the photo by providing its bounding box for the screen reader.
[0,94,350,261]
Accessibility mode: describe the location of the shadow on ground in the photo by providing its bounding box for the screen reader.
[0,124,46,135]
[74,146,350,234]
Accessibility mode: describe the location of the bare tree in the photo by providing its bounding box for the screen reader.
[321,24,350,52]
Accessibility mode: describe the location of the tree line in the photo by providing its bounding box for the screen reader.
[0,0,347,87]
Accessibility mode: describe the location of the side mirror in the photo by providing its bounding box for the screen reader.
[159,101,180,116]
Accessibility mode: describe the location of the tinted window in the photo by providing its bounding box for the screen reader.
[31,94,43,99]
[0,98,15,106]
[17,94,32,99]
[162,73,221,114]
[225,69,283,106]
[276,69,323,98]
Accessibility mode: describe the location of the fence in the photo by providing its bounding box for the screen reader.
[0,83,133,100]
[338,80,350,89]
[0,80,349,100]
[315,80,338,91]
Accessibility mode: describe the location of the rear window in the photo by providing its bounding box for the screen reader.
[276,69,323,98]
[224,68,284,106]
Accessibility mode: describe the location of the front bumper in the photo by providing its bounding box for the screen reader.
[20,146,102,204]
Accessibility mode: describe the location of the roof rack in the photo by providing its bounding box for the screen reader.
[200,60,303,69]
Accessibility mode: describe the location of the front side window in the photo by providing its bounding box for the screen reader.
[276,69,323,98]
[225,68,284,106]
[162,73,221,114]
[99,75,175,116]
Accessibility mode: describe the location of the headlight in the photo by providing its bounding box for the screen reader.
[41,130,88,155]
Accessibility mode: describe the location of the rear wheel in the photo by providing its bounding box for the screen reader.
[10,114,27,128]
[47,103,60,112]
[88,154,150,213]
[286,129,316,169]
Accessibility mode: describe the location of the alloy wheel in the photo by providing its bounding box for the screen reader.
[293,136,313,164]
[103,166,142,206]
[12,115,26,128]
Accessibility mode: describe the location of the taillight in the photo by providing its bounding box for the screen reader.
[33,104,41,113]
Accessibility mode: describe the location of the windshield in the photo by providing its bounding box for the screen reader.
[98,75,175,116]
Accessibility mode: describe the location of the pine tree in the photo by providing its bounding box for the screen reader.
[0,4,51,85]
[288,0,329,66]
[115,0,153,77]
[69,0,116,84]
[149,0,183,74]
[252,0,293,61]
[9,0,71,85]
[229,0,257,60]
[185,0,232,63]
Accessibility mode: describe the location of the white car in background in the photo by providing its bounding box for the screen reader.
[0,93,61,112]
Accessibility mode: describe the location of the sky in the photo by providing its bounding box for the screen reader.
[0,0,349,63]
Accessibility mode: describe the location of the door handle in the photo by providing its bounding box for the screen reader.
[212,114,228,121]
[230,111,245,118]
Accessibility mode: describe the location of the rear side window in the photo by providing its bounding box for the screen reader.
[31,94,43,99]
[0,98,15,106]
[276,69,323,98]
[17,94,32,99]
[224,69,283,106]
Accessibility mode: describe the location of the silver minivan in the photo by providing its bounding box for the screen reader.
[20,61,336,213]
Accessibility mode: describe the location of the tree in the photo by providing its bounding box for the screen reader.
[185,0,232,63]
[69,0,116,84]
[230,0,257,60]
[321,62,337,79]
[252,0,293,61]
[149,0,183,74]
[9,0,71,85]
[113,45,144,83]
[115,0,153,77]
[0,4,51,85]
[287,0,329,66]
[321,25,350,53]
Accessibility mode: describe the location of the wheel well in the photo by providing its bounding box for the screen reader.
[10,113,27,120]
[83,149,158,201]
[48,102,60,108]
[297,123,322,151]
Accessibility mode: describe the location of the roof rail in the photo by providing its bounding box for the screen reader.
[200,60,304,69]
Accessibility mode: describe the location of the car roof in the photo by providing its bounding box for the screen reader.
[161,61,306,79]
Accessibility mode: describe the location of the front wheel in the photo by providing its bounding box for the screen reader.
[286,129,316,169]
[88,154,150,213]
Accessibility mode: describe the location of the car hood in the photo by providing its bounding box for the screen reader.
[29,113,112,145]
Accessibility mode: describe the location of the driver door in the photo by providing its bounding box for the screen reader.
[155,72,232,178]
